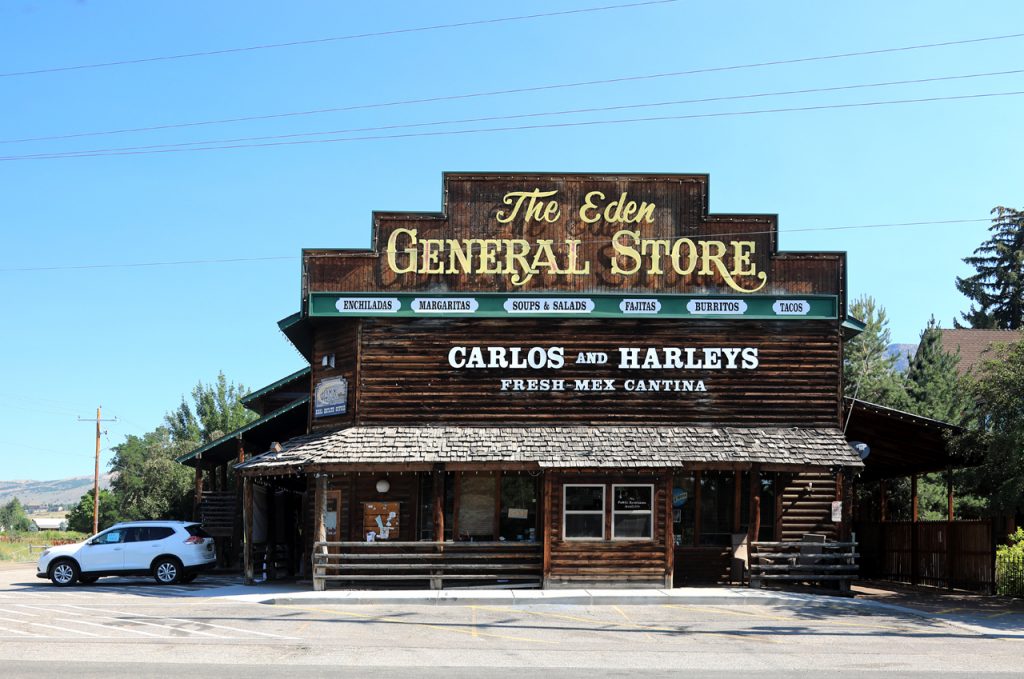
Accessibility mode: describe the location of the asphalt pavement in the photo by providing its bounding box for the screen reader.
[1,564,1022,678]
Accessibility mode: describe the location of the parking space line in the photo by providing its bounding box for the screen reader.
[612,605,654,641]
[283,604,559,645]
[0,616,100,637]
[0,624,38,637]
[60,604,298,640]
[53,617,169,638]
[0,606,37,616]
[55,605,235,638]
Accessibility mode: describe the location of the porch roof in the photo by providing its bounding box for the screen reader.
[235,425,863,473]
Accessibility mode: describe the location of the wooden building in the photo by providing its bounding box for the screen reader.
[186,173,873,589]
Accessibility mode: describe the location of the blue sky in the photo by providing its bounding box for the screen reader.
[1,1,1022,480]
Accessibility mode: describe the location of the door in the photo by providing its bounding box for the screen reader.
[79,528,128,572]
[325,491,342,554]
[123,526,176,570]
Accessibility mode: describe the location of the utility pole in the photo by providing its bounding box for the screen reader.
[78,407,117,534]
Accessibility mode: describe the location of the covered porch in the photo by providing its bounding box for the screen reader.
[235,425,863,590]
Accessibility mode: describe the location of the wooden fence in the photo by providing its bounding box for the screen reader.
[311,541,542,591]
[855,520,994,592]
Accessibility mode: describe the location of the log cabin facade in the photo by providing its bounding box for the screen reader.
[196,172,867,588]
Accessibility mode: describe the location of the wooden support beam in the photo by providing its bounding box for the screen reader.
[664,469,674,588]
[542,472,553,588]
[879,479,887,523]
[912,474,919,523]
[947,468,954,521]
[219,464,228,494]
[432,465,445,542]
[313,475,327,592]
[193,467,204,522]
[693,470,702,547]
[242,476,254,585]
[747,466,761,544]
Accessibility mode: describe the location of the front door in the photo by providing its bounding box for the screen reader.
[79,528,128,572]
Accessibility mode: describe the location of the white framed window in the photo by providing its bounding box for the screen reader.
[611,484,654,540]
[563,484,605,540]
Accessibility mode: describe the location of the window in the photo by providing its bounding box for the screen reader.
[185,524,212,539]
[563,485,605,539]
[612,485,654,540]
[93,529,125,545]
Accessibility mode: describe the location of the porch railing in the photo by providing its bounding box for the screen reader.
[749,540,859,592]
[311,541,542,591]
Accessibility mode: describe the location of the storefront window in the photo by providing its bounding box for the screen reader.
[458,473,497,540]
[673,473,695,546]
[611,485,653,540]
[563,484,605,539]
[500,474,538,541]
[699,471,735,546]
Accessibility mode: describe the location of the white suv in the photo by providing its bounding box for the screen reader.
[37,521,216,586]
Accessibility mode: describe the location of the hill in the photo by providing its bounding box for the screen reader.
[0,474,115,509]
[885,343,918,373]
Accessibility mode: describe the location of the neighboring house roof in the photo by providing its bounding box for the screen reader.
[939,329,1022,375]
[32,518,65,530]
[236,425,863,473]
[175,396,310,467]
[240,366,311,415]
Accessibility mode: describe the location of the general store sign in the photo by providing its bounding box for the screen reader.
[384,189,767,292]
[310,293,837,319]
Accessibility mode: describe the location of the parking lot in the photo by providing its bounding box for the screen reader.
[1,564,1023,678]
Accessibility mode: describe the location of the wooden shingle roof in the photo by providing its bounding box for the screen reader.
[236,425,862,473]
[939,329,1022,375]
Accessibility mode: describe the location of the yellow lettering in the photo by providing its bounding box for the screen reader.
[669,238,697,276]
[506,239,535,286]
[418,238,445,274]
[579,191,604,224]
[386,228,418,274]
[610,229,642,275]
[496,189,560,223]
[640,239,671,275]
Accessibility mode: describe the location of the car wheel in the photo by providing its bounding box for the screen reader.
[180,573,198,584]
[78,576,99,585]
[49,559,79,587]
[152,557,182,585]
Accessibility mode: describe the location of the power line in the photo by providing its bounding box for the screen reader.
[0,218,991,273]
[0,0,677,78]
[4,90,1021,162]
[3,31,1022,145]
[9,68,1023,160]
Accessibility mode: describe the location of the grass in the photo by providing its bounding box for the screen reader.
[0,530,88,563]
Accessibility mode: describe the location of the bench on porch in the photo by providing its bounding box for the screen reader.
[312,540,542,590]
[749,540,859,592]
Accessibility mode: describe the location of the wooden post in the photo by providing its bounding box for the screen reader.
[242,476,254,585]
[542,472,553,588]
[911,474,920,586]
[312,475,327,592]
[911,474,919,522]
[265,488,276,581]
[835,470,846,540]
[879,479,887,523]
[747,466,760,544]
[231,439,245,569]
[432,465,445,542]
[193,467,204,522]
[664,469,674,588]
[693,471,702,547]
[947,468,954,521]
[219,464,228,493]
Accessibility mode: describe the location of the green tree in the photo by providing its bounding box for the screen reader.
[165,372,256,446]
[844,295,910,409]
[109,427,193,521]
[906,316,966,422]
[66,490,121,534]
[956,206,1024,330]
[0,498,32,532]
[955,338,1024,515]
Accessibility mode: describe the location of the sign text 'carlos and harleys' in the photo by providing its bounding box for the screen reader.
[385,189,768,292]
[448,345,759,393]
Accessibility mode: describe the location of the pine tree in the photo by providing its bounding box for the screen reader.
[906,316,965,422]
[956,206,1024,329]
[844,295,910,409]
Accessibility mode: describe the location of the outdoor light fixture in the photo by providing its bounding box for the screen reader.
[321,353,336,368]
[376,479,391,493]
[850,441,871,460]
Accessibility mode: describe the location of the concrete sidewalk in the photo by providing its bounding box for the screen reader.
[262,586,844,607]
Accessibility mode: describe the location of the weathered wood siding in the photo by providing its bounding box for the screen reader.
[325,473,419,542]
[302,174,845,317]
[778,471,837,541]
[310,321,359,432]
[342,318,841,427]
[546,471,670,588]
